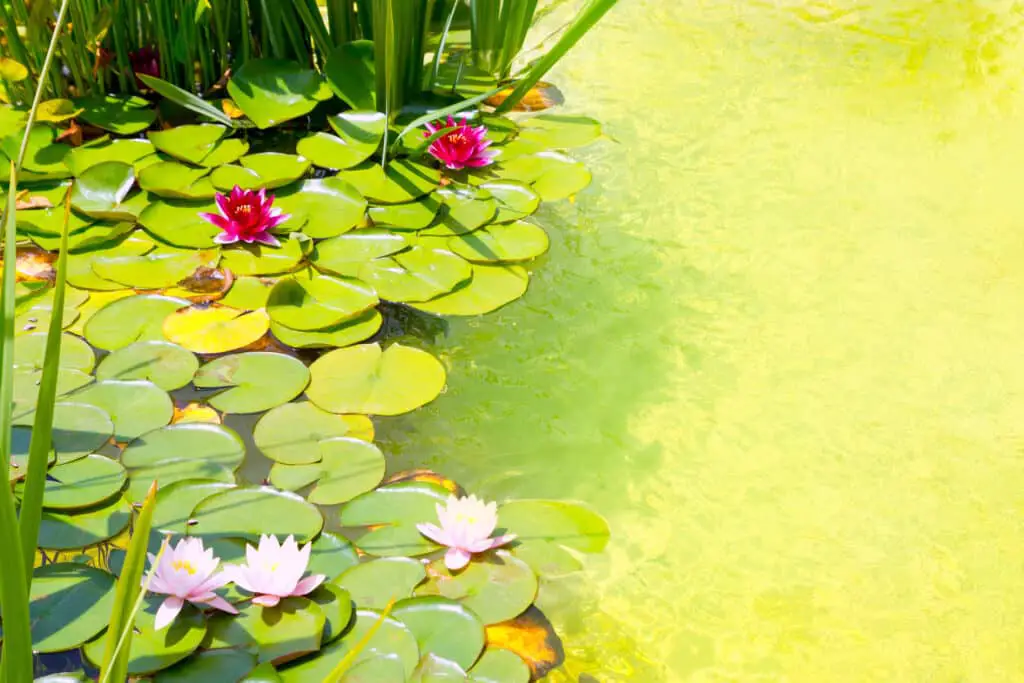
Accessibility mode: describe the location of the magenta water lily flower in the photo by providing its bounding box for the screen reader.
[424,116,496,170]
[146,538,238,630]
[417,494,516,571]
[224,535,326,607]
[199,186,289,247]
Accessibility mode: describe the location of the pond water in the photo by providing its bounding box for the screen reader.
[381,1,1024,680]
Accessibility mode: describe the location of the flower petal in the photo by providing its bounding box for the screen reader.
[291,574,326,597]
[214,232,239,245]
[417,522,451,546]
[252,232,280,247]
[155,596,184,631]
[445,547,472,571]
[253,594,281,607]
[199,595,240,615]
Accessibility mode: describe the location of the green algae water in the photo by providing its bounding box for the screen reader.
[382,1,1024,680]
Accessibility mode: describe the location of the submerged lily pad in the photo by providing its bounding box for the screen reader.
[307,343,447,416]
[498,500,610,553]
[312,230,409,275]
[267,272,378,331]
[412,264,529,316]
[162,307,271,354]
[253,401,362,465]
[138,198,222,248]
[83,598,206,675]
[339,160,440,204]
[336,557,426,610]
[194,352,310,413]
[359,247,471,303]
[148,124,227,163]
[417,551,537,625]
[270,309,382,350]
[188,486,323,542]
[228,59,332,129]
[392,596,485,670]
[29,563,117,653]
[122,423,246,471]
[84,294,189,350]
[270,437,385,505]
[72,379,173,442]
[70,161,139,220]
[95,340,199,390]
[38,496,132,549]
[447,221,548,263]
[204,597,325,665]
[66,139,156,175]
[25,454,126,510]
[337,481,449,557]
[274,177,366,238]
[76,95,157,134]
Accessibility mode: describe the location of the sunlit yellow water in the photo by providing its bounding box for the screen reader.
[384,1,1024,680]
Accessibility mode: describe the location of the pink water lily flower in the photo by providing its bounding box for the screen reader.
[199,186,289,247]
[417,494,517,571]
[424,116,496,170]
[146,537,238,630]
[224,535,326,607]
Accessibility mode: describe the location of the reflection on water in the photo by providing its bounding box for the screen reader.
[378,1,1024,680]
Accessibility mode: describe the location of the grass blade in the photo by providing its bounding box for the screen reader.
[494,0,618,114]
[137,73,235,126]
[18,187,73,589]
[393,86,501,146]
[98,481,160,683]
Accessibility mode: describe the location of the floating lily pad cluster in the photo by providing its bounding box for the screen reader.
[0,58,609,683]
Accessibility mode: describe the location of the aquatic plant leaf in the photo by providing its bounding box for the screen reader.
[237,153,312,189]
[147,123,227,163]
[82,597,206,675]
[194,352,310,413]
[467,648,530,683]
[276,609,419,681]
[298,132,376,171]
[220,276,274,310]
[368,196,442,231]
[447,221,548,263]
[416,550,537,625]
[339,160,440,204]
[12,367,91,407]
[498,500,610,553]
[312,230,409,275]
[392,597,485,670]
[267,272,377,331]
[360,247,471,303]
[29,221,134,253]
[228,60,332,129]
[1,126,70,178]
[92,248,219,289]
[330,111,387,155]
[420,186,497,237]
[312,584,355,645]
[122,423,246,472]
[510,540,582,579]
[150,480,235,535]
[65,139,155,175]
[482,608,563,679]
[270,437,385,505]
[14,332,93,371]
[273,177,366,239]
[307,532,361,581]
[337,481,449,557]
[136,73,235,127]
[125,459,236,504]
[28,563,116,652]
[220,238,305,275]
[411,654,468,681]
[412,264,529,316]
[270,309,382,350]
[137,161,215,199]
[20,454,125,510]
[67,234,156,291]
[70,161,139,220]
[203,597,325,665]
[154,648,258,682]
[338,655,405,682]
[336,557,426,610]
[307,343,446,416]
[197,138,249,167]
[95,340,198,390]
[323,41,376,110]
[17,205,92,236]
[162,307,270,354]
[76,95,156,134]
[13,402,114,464]
[139,198,224,248]
[72,379,172,442]
[518,114,602,149]
[37,495,132,549]
[476,182,539,223]
[494,152,591,201]
[209,164,263,191]
[254,401,362,465]
[84,294,188,350]
[188,486,324,542]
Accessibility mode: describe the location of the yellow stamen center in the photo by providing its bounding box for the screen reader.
[172,560,197,575]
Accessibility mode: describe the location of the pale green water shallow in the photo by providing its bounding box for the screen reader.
[383,2,1024,680]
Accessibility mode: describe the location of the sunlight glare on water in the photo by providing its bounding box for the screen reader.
[382,1,1024,680]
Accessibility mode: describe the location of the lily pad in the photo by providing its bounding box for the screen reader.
[38,496,132,549]
[496,152,591,201]
[126,460,236,504]
[138,198,222,248]
[468,649,530,683]
[82,597,206,675]
[368,196,442,231]
[92,248,219,289]
[137,161,215,199]
[447,221,548,263]
[498,500,610,553]
[67,234,157,291]
[17,206,93,237]
[336,557,426,610]
[32,221,135,253]
[412,264,529,316]
[323,42,376,110]
[339,160,440,204]
[270,309,382,350]
[24,454,126,510]
[412,654,468,681]
[518,114,602,148]
[76,95,157,134]
[220,276,275,310]
[72,379,173,442]
[84,294,188,350]
[421,186,497,237]
[209,165,263,192]
[273,177,366,238]
[4,126,70,178]
[163,307,271,354]
[194,352,310,414]
[27,402,115,464]
[122,423,246,471]
[148,124,227,163]
[13,367,91,407]
[416,551,537,625]
[70,161,138,220]
[360,247,472,303]
[188,486,324,542]
[267,272,377,331]
[198,138,250,167]
[95,340,199,390]
[151,479,236,535]
[155,649,258,682]
[66,139,156,175]
[298,132,376,171]
[308,531,361,581]
[277,609,419,681]
[204,597,325,664]
[330,111,387,156]
[253,401,362,465]
[337,481,449,557]
[312,230,409,275]
[510,540,582,579]
[237,153,312,190]
[221,238,305,276]
[307,343,446,416]
[228,59,332,129]
[477,182,539,223]
[392,597,485,670]
[28,563,117,653]
[270,437,385,505]
[311,583,354,644]
[14,332,94,372]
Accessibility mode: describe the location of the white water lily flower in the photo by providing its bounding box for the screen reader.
[417,494,517,570]
[223,534,326,607]
[146,537,238,630]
